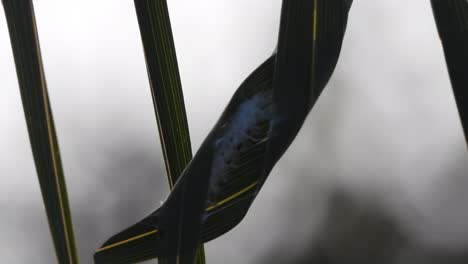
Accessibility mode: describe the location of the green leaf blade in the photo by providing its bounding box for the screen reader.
[94,1,354,262]
[2,0,78,263]
[135,0,206,261]
[135,0,193,187]
[95,0,205,263]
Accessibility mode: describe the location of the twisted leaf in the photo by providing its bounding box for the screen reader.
[95,1,352,263]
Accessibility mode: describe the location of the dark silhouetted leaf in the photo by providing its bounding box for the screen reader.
[95,0,353,263]
[95,0,204,263]
[94,53,275,264]
[2,0,78,263]
[431,0,468,144]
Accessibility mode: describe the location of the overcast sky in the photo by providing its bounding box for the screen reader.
[1,1,467,263]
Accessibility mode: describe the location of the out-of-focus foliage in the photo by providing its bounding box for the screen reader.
[262,189,468,264]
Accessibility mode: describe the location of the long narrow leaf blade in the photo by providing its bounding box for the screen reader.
[93,56,275,264]
[264,0,352,168]
[431,0,468,144]
[135,0,205,262]
[95,0,205,263]
[274,0,351,114]
[134,0,205,261]
[1,0,79,263]
[94,1,354,262]
[135,0,192,188]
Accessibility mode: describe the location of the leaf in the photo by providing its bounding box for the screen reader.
[95,0,205,263]
[274,0,352,115]
[94,1,354,262]
[94,0,353,262]
[135,0,206,261]
[431,0,468,144]
[93,56,275,264]
[1,0,79,263]
[134,0,193,188]
[200,0,353,241]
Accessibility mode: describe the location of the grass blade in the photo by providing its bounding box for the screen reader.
[94,1,353,262]
[135,0,206,261]
[1,0,79,263]
[431,0,468,144]
[93,56,275,264]
[95,0,205,263]
[135,0,193,189]
[135,0,205,262]
[274,0,352,114]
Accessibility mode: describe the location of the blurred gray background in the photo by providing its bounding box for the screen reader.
[1,0,467,263]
